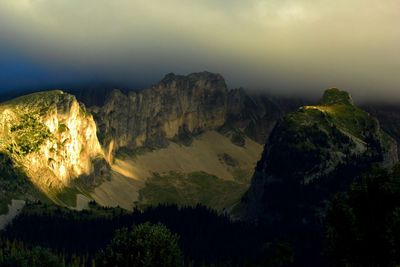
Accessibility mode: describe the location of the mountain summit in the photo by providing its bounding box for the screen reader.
[94,72,287,156]
[320,88,354,106]
[243,88,398,222]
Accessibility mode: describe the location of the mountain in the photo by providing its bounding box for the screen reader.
[243,88,398,222]
[5,79,395,215]
[0,72,300,212]
[2,85,400,266]
[87,72,301,210]
[0,90,108,207]
[93,72,287,154]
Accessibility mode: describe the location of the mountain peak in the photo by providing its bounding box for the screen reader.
[320,88,353,106]
[161,72,178,82]
[159,71,225,85]
[243,88,398,222]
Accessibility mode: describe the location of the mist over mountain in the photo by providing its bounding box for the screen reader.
[1,1,400,101]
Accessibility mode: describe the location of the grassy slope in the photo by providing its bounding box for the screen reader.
[90,170,144,210]
[302,106,374,140]
[90,131,262,211]
[114,131,262,181]
[301,89,394,152]
[137,171,249,211]
[295,88,381,143]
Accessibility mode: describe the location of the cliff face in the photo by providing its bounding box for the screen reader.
[244,88,398,222]
[94,72,290,157]
[0,90,104,196]
[95,72,228,152]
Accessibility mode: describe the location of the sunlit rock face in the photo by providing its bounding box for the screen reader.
[0,90,104,192]
[243,88,398,222]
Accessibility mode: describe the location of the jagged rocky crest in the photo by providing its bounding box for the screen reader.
[92,72,290,158]
[243,88,398,222]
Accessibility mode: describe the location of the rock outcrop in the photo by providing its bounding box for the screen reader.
[95,72,228,151]
[243,88,398,222]
[93,72,292,157]
[0,90,105,197]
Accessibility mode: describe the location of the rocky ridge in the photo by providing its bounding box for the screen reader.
[93,72,290,159]
[243,88,398,222]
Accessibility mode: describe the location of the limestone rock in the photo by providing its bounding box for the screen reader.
[0,90,105,195]
[94,72,290,157]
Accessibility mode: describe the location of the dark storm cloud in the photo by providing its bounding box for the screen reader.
[0,0,399,101]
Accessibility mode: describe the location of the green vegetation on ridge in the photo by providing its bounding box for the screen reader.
[320,88,354,105]
[6,114,52,156]
[264,88,393,184]
[302,88,377,140]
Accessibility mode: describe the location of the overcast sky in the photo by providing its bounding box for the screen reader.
[0,0,399,100]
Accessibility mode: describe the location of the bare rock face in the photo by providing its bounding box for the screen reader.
[0,90,105,195]
[96,72,228,152]
[94,72,287,157]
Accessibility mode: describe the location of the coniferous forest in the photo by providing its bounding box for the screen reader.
[1,165,400,266]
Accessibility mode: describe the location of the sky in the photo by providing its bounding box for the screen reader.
[0,0,399,101]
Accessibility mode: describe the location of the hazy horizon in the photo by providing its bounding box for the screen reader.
[0,0,399,102]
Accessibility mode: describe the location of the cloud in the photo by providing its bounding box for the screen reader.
[0,0,399,100]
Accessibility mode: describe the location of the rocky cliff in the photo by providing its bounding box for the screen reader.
[243,88,398,222]
[0,90,105,201]
[95,72,228,152]
[93,72,292,158]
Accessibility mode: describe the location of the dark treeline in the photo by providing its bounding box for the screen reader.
[326,165,400,266]
[2,164,400,266]
[1,204,281,266]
